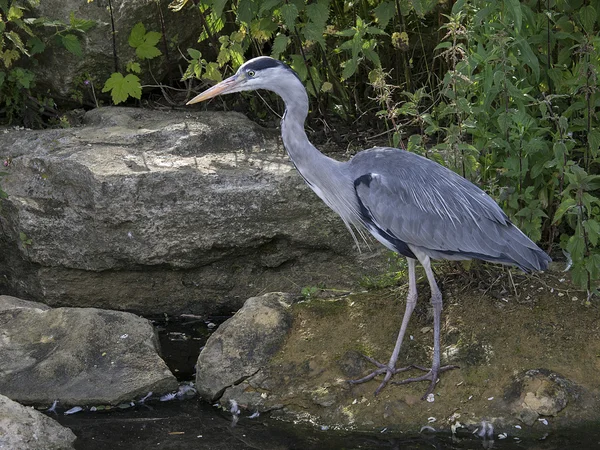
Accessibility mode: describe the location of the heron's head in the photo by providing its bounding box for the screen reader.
[186,56,301,105]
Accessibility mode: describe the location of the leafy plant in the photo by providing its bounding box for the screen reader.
[101,22,162,104]
[0,1,94,126]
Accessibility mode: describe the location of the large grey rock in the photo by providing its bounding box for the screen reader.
[29,0,199,103]
[0,295,177,405]
[196,292,295,401]
[0,107,379,314]
[0,394,76,450]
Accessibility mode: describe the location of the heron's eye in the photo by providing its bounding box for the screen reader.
[247,70,256,77]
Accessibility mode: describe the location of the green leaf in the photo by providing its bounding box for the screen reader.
[584,220,600,246]
[187,48,202,60]
[7,5,23,21]
[27,36,45,55]
[507,0,522,32]
[19,232,32,246]
[341,57,358,80]
[451,0,466,15]
[434,41,452,51]
[585,254,600,280]
[567,234,586,261]
[336,28,356,37]
[6,30,28,56]
[10,67,34,89]
[366,26,387,35]
[69,12,96,32]
[126,61,141,73]
[579,5,596,33]
[280,3,299,29]
[236,0,256,25]
[516,38,539,81]
[553,198,576,223]
[373,1,395,29]
[306,0,330,29]
[588,129,600,158]
[271,34,289,59]
[128,22,147,48]
[102,73,142,104]
[143,31,162,48]
[290,54,307,81]
[497,112,510,135]
[135,42,162,59]
[304,22,325,46]
[61,34,82,57]
[570,264,588,289]
[363,47,381,67]
[211,0,229,17]
[259,0,282,15]
[204,62,222,82]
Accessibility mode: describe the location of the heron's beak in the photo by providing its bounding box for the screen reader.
[186,74,241,105]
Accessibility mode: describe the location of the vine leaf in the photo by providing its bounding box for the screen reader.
[128,22,162,60]
[102,73,142,104]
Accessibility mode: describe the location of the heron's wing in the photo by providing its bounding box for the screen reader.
[350,148,548,270]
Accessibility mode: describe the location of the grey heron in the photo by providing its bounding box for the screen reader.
[187,56,551,399]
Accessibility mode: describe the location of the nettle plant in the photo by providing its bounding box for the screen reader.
[406,0,600,298]
[0,0,94,126]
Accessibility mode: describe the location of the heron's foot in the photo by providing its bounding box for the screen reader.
[347,355,413,396]
[392,364,459,400]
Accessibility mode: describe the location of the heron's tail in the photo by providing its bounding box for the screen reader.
[485,223,551,273]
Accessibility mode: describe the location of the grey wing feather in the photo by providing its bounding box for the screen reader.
[350,148,551,272]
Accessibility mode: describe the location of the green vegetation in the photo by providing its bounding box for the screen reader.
[0,0,94,126]
[101,22,163,104]
[1,0,600,297]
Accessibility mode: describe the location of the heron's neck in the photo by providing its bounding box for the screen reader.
[277,81,360,232]
[279,88,339,183]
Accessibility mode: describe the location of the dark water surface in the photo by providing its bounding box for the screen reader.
[49,316,600,450]
[51,402,600,450]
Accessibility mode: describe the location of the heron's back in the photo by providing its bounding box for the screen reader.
[347,147,551,272]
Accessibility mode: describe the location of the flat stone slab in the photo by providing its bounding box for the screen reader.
[0,107,380,315]
[0,296,178,406]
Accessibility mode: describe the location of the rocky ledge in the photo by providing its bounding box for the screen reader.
[0,107,381,315]
[195,272,600,440]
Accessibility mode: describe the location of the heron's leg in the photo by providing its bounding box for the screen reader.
[393,256,458,399]
[348,257,418,395]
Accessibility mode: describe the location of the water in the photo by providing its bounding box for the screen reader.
[49,316,600,449]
